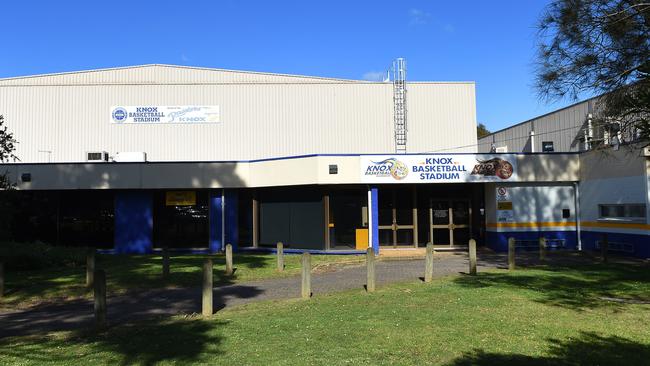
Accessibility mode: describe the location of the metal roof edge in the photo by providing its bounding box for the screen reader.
[0,64,366,83]
[0,64,475,85]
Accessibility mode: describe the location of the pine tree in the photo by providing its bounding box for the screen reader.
[536,0,650,144]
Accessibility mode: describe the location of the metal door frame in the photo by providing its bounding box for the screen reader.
[429,199,472,247]
[378,187,418,248]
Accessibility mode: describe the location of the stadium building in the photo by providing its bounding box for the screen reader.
[0,63,647,257]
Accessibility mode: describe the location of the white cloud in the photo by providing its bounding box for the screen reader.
[409,8,431,25]
[362,71,387,81]
[408,8,455,33]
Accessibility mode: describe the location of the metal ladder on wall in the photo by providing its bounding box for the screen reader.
[393,58,407,154]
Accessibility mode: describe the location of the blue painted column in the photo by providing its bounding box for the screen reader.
[224,189,239,251]
[209,190,223,253]
[370,186,379,255]
[114,191,153,254]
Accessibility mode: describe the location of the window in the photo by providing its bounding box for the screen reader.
[598,204,646,220]
[542,141,554,152]
[59,190,115,248]
[153,190,209,249]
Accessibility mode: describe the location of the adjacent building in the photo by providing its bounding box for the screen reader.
[478,99,650,258]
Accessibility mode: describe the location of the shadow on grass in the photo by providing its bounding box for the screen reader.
[453,258,650,310]
[98,253,271,288]
[0,255,267,339]
[2,253,273,307]
[447,332,650,366]
[0,318,227,366]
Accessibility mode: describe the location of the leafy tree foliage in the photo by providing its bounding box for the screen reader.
[536,0,650,143]
[477,123,491,138]
[0,115,18,189]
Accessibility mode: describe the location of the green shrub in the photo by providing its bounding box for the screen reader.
[0,241,88,271]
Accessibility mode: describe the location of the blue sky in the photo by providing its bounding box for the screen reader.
[0,0,578,132]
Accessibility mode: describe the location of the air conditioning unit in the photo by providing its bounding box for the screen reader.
[86,151,109,162]
[643,146,650,157]
[495,146,508,153]
[113,152,147,162]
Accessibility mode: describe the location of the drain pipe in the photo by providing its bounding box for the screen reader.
[530,130,536,153]
[574,181,582,251]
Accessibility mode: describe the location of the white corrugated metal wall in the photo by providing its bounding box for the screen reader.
[0,65,477,162]
[477,99,593,153]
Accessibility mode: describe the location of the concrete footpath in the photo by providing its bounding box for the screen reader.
[0,252,517,338]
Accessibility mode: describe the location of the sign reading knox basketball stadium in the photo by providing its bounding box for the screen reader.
[110,106,220,124]
[360,155,518,183]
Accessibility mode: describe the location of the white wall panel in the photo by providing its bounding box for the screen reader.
[486,183,576,232]
[408,83,477,153]
[0,66,476,163]
[477,99,593,153]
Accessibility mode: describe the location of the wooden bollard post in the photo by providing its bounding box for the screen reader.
[276,242,284,271]
[86,247,95,288]
[202,258,213,317]
[366,247,376,292]
[162,246,170,278]
[301,253,311,299]
[539,237,547,261]
[469,239,477,275]
[508,237,516,271]
[225,243,233,276]
[94,269,107,330]
[424,243,434,283]
[0,262,4,299]
[601,233,609,264]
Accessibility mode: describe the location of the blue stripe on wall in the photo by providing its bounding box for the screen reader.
[224,189,239,251]
[114,191,153,254]
[580,231,650,259]
[371,187,379,255]
[209,190,223,253]
[486,231,578,252]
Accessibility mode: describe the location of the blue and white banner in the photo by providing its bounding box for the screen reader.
[111,106,220,124]
[360,154,518,183]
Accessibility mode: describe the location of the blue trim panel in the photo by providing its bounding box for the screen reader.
[487,231,578,252]
[224,189,239,250]
[209,190,223,253]
[239,247,365,255]
[580,231,650,259]
[371,187,379,255]
[114,191,153,254]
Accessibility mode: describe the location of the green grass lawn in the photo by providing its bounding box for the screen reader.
[1,253,364,309]
[1,261,649,365]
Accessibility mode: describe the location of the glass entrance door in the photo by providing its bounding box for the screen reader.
[451,201,471,245]
[430,201,451,245]
[429,199,472,247]
[378,188,416,248]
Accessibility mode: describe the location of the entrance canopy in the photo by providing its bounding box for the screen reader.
[2,153,580,190]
